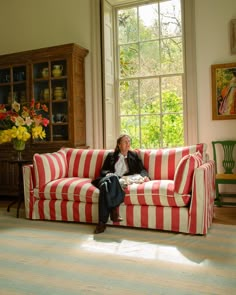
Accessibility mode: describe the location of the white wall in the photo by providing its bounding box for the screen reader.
[195,0,236,159]
[0,0,91,53]
[0,0,95,148]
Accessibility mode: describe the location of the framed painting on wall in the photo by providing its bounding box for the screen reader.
[230,19,236,54]
[211,62,236,120]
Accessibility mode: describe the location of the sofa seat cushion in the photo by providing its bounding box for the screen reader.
[34,177,100,203]
[124,180,191,207]
[33,178,190,208]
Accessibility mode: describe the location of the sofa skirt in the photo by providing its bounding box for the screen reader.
[28,199,190,234]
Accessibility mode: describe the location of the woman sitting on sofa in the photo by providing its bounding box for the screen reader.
[94,134,150,234]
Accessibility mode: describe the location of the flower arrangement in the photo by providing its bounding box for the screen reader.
[0,100,49,148]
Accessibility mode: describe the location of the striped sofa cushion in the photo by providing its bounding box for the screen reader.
[174,152,203,194]
[138,143,206,180]
[34,178,190,207]
[123,180,191,207]
[65,148,111,179]
[34,177,99,203]
[33,149,68,189]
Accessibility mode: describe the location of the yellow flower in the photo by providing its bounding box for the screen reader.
[0,100,49,144]
[21,110,30,118]
[15,116,25,126]
[32,125,46,139]
[22,132,31,141]
[11,126,31,141]
[12,101,20,112]
[0,130,11,143]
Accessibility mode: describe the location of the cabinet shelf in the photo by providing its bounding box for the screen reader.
[12,80,26,85]
[51,76,67,80]
[52,122,68,125]
[52,99,67,103]
[0,82,11,86]
[34,76,67,81]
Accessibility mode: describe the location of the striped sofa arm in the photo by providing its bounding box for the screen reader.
[188,160,216,235]
[23,164,35,219]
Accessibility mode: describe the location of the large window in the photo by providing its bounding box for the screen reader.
[116,0,184,148]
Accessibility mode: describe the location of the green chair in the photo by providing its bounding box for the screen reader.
[212,140,236,206]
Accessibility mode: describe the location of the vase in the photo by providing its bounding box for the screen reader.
[52,65,63,77]
[41,67,49,78]
[12,139,26,160]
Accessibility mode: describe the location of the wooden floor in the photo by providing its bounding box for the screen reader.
[213,195,236,225]
[213,206,236,225]
[1,196,235,226]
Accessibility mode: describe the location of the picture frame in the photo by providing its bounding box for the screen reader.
[230,19,236,54]
[211,62,236,120]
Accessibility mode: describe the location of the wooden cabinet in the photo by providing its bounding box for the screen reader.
[0,43,88,197]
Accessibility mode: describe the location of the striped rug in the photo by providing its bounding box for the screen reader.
[0,208,236,295]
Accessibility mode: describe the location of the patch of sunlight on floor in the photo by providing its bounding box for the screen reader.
[79,236,200,266]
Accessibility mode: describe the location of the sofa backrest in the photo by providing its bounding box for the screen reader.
[32,144,207,189]
[65,148,111,179]
[138,143,207,180]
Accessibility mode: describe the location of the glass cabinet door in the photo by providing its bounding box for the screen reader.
[0,65,27,106]
[32,60,68,142]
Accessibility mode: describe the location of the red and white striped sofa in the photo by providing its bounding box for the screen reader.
[23,143,216,235]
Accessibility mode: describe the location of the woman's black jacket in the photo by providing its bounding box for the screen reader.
[100,150,149,178]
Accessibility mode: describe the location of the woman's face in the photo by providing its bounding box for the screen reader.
[118,136,131,155]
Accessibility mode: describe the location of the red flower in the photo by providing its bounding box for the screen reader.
[0,112,7,120]
[42,118,49,127]
[41,104,48,112]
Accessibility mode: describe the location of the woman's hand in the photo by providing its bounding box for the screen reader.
[143,176,150,182]
[106,173,114,176]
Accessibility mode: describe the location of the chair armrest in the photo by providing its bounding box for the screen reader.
[188,160,216,234]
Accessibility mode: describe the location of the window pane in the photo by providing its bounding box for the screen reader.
[160,0,181,37]
[139,4,159,41]
[118,8,138,44]
[161,76,183,113]
[119,44,139,78]
[162,75,183,97]
[140,115,161,148]
[120,80,139,115]
[161,37,183,74]
[140,41,160,76]
[140,78,160,114]
[120,116,140,147]
[162,113,184,147]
